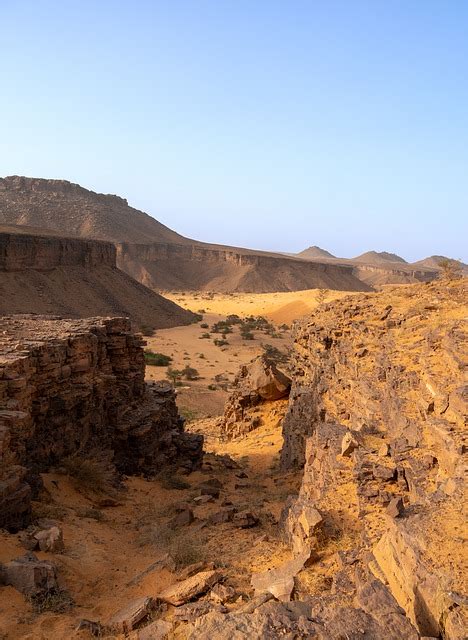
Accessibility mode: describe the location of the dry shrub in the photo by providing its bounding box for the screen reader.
[61,452,118,497]
[29,588,74,614]
[137,522,205,570]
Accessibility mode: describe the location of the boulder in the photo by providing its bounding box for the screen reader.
[34,526,65,553]
[109,596,154,633]
[0,553,58,596]
[137,619,172,640]
[158,570,223,606]
[251,551,310,601]
[341,432,359,457]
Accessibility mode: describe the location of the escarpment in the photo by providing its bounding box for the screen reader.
[281,279,467,638]
[0,176,371,293]
[0,316,203,531]
[0,230,195,330]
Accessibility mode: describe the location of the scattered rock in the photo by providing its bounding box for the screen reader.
[233,510,259,528]
[386,497,404,518]
[34,526,64,553]
[178,562,217,581]
[158,570,223,606]
[209,583,236,604]
[251,551,310,601]
[137,619,172,640]
[0,553,58,596]
[169,508,194,529]
[341,431,359,457]
[109,596,154,633]
[207,507,237,525]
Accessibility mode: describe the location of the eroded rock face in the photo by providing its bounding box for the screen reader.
[281,279,467,639]
[0,315,203,531]
[221,356,291,439]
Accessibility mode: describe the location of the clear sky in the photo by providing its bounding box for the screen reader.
[1,0,467,261]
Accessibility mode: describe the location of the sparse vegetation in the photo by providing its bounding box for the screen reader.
[144,350,173,366]
[140,325,154,337]
[240,329,254,340]
[181,364,199,380]
[29,589,74,614]
[200,332,211,339]
[438,258,464,280]
[61,452,117,497]
[166,367,183,385]
[214,338,229,347]
[159,473,191,490]
[207,384,217,390]
[262,343,289,364]
[200,322,209,329]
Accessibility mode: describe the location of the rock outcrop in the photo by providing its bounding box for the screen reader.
[0,176,372,293]
[280,279,467,638]
[0,315,203,531]
[0,229,195,330]
[221,356,291,439]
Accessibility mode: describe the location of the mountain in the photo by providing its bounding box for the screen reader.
[352,250,407,264]
[411,255,468,272]
[0,227,195,330]
[297,246,336,260]
[0,176,370,293]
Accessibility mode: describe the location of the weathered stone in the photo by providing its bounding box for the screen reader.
[34,526,64,553]
[0,553,58,596]
[108,596,154,633]
[137,619,172,640]
[233,510,259,528]
[251,551,310,601]
[386,497,404,518]
[158,570,223,606]
[168,508,194,529]
[341,431,359,457]
[209,583,236,604]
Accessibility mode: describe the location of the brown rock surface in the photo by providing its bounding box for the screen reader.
[221,355,291,439]
[158,569,222,606]
[280,278,467,638]
[0,315,203,531]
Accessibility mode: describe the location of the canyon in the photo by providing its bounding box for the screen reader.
[0,276,465,639]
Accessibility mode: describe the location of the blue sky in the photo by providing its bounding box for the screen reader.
[1,0,467,261]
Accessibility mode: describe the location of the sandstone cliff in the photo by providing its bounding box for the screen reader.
[0,230,195,330]
[0,176,371,293]
[0,315,203,531]
[281,279,467,638]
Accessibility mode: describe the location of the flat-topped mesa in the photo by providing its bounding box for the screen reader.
[0,315,203,532]
[280,278,467,638]
[0,231,116,270]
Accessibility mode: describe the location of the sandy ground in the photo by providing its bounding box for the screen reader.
[145,289,354,420]
[165,289,352,325]
[0,403,301,640]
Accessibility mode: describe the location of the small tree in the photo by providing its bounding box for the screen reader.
[438,259,463,281]
[166,368,183,386]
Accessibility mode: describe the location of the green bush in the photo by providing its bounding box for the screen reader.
[144,350,173,366]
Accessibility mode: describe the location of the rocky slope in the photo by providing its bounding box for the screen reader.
[281,278,467,638]
[0,229,195,330]
[0,315,203,532]
[0,176,371,293]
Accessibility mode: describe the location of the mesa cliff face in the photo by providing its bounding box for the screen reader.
[0,316,203,531]
[0,230,195,329]
[117,242,371,293]
[0,176,371,293]
[281,279,467,638]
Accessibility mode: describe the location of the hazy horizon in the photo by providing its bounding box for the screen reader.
[1,1,467,262]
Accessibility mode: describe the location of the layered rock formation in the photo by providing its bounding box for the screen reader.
[221,356,291,439]
[0,176,371,293]
[0,230,195,330]
[0,315,203,532]
[281,279,467,638]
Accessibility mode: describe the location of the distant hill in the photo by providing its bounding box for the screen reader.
[411,255,468,272]
[352,251,407,265]
[0,176,370,294]
[297,246,336,260]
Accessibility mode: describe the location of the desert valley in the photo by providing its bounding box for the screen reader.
[0,176,466,640]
